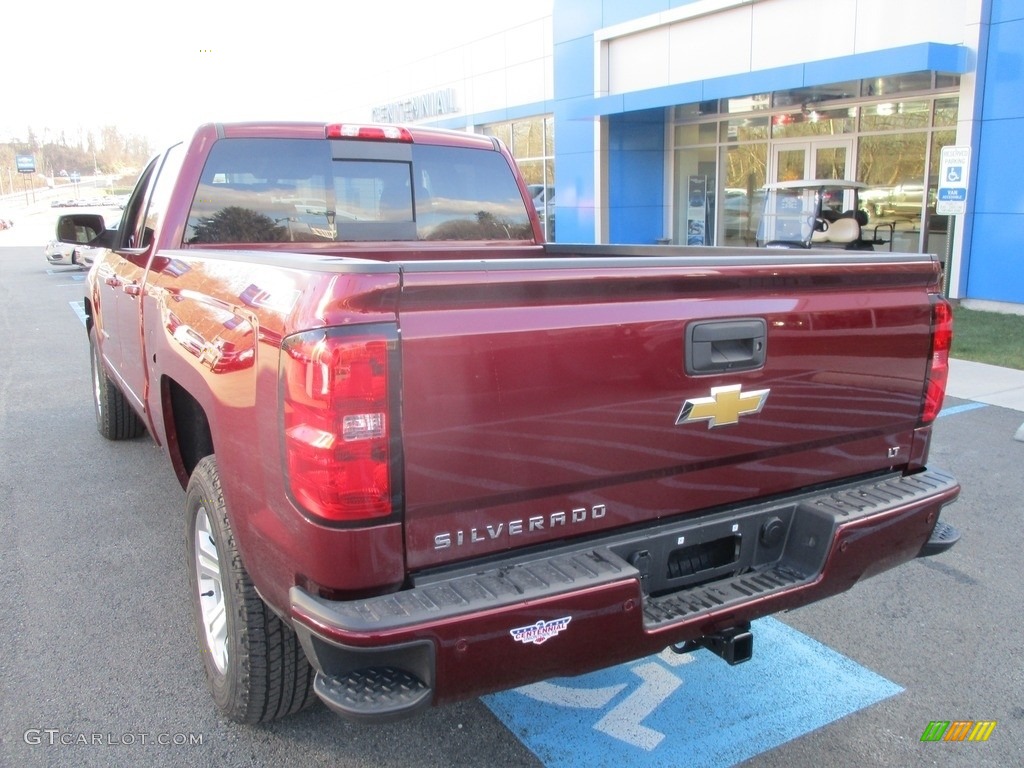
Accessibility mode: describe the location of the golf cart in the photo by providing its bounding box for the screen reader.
[756,179,894,250]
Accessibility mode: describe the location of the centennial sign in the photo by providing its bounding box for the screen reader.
[372,88,459,123]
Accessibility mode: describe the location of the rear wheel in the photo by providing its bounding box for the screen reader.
[185,456,317,723]
[89,327,145,440]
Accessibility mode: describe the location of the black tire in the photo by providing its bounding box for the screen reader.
[185,456,317,723]
[89,327,145,440]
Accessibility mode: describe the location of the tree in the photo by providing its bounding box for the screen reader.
[189,207,289,243]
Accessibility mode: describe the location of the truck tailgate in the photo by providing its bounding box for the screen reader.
[397,251,941,571]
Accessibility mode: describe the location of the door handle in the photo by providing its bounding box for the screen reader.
[123,283,141,297]
[686,318,767,375]
[104,276,122,288]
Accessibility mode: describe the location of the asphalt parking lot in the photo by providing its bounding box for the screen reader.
[1,211,1021,767]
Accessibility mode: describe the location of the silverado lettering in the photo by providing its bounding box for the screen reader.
[60,121,961,726]
[434,504,608,549]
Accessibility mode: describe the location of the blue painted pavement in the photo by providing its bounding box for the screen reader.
[484,617,902,768]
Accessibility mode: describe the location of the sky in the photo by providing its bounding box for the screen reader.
[3,0,553,149]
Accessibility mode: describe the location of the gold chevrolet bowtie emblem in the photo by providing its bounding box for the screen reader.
[676,384,770,428]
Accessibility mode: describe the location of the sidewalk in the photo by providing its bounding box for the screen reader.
[948,358,1024,413]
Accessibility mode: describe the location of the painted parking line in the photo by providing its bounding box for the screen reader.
[938,402,988,418]
[70,300,87,327]
[46,268,87,287]
[484,617,902,768]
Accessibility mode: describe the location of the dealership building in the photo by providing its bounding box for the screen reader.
[362,0,1022,311]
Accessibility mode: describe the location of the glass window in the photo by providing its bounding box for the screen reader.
[673,147,716,246]
[772,108,855,138]
[674,100,719,120]
[336,160,414,223]
[185,138,532,244]
[934,98,959,127]
[814,146,847,181]
[121,156,160,249]
[674,122,718,146]
[144,143,186,246]
[669,77,959,251]
[482,115,554,239]
[858,134,927,192]
[415,145,532,240]
[925,128,957,255]
[725,94,770,114]
[861,100,931,132]
[862,72,934,98]
[773,82,859,109]
[722,117,770,143]
[721,143,767,246]
[187,139,335,244]
[480,122,512,148]
[512,120,546,157]
[858,133,928,252]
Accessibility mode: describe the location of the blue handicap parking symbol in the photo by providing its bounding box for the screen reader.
[484,617,902,768]
[945,166,962,183]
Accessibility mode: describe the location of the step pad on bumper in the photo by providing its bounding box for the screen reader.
[314,667,431,723]
[643,564,808,628]
[918,519,961,557]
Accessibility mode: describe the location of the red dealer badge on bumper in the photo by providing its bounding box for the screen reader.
[510,617,572,645]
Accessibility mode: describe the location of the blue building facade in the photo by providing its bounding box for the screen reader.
[549,0,1024,309]
[410,0,1021,309]
[966,0,1024,306]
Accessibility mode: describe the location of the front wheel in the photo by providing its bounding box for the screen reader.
[185,456,317,723]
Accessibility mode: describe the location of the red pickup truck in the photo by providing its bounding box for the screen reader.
[59,121,960,725]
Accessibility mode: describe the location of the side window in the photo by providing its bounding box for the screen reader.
[142,142,186,247]
[119,157,160,249]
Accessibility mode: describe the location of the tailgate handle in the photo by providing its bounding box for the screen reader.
[686,318,767,375]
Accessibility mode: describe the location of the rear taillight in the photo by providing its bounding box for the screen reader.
[921,297,953,424]
[281,328,396,523]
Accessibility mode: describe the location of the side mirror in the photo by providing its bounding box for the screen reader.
[57,214,114,247]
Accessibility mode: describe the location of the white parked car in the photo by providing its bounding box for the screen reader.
[75,237,111,269]
[44,239,79,266]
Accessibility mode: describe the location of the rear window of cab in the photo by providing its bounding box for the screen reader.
[185,138,533,243]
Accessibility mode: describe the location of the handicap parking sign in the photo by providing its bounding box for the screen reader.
[937,146,971,215]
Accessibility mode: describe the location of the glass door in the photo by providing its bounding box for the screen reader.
[771,139,853,184]
[761,140,856,244]
[773,144,809,183]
